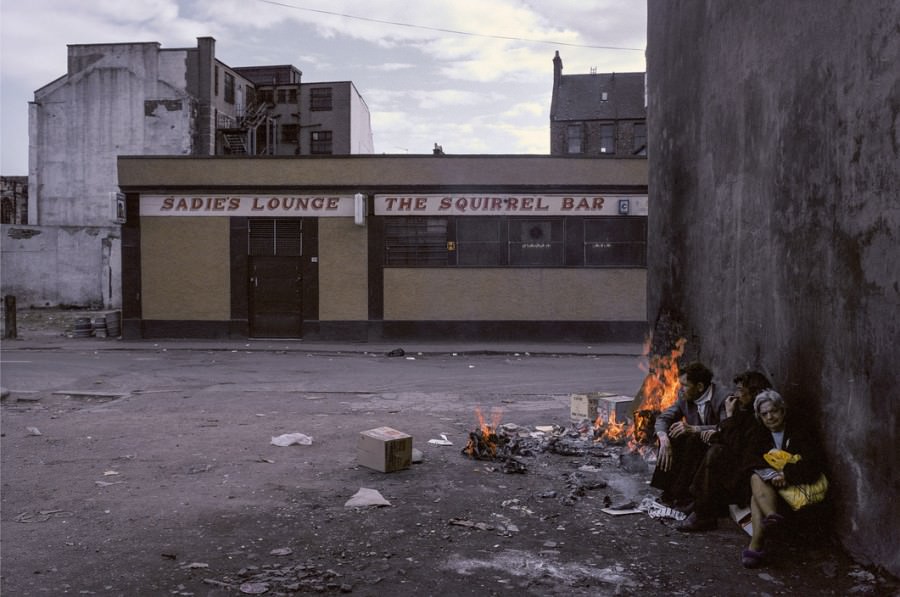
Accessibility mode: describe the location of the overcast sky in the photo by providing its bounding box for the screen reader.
[0,0,646,175]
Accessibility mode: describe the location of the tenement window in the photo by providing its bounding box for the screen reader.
[224,72,235,104]
[599,123,616,154]
[310,87,333,111]
[567,124,583,154]
[310,130,333,154]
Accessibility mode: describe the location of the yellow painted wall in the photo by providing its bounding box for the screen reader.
[318,218,368,320]
[140,217,230,320]
[384,268,646,321]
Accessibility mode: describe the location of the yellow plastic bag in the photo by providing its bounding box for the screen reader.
[764,448,800,470]
[779,474,829,511]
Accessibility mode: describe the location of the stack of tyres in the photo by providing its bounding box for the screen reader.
[105,311,121,338]
[72,316,93,338]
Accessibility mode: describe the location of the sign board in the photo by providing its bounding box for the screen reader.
[374,194,648,216]
[110,192,126,224]
[139,194,355,217]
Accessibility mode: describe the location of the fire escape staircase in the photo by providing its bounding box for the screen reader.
[221,102,272,155]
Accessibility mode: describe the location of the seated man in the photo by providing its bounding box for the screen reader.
[677,370,772,532]
[651,361,727,508]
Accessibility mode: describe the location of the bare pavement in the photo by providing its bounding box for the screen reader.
[1,311,896,596]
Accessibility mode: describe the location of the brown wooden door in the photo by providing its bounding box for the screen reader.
[249,256,302,337]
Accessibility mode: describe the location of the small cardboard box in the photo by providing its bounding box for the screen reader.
[729,504,753,536]
[595,395,635,425]
[570,392,633,423]
[357,427,412,472]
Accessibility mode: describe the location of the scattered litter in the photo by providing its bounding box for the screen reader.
[411,448,424,463]
[638,497,687,521]
[239,582,270,594]
[428,434,453,446]
[405,356,416,360]
[103,470,120,476]
[344,487,391,508]
[95,480,124,487]
[269,547,293,556]
[161,553,178,560]
[26,426,42,436]
[386,348,405,357]
[256,457,275,464]
[186,562,209,569]
[14,509,71,523]
[270,433,313,447]
[601,507,643,516]
[534,425,556,433]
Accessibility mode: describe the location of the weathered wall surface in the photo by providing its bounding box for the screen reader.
[1,224,120,308]
[647,1,899,574]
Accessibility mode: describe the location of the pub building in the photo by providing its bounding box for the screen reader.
[117,155,648,341]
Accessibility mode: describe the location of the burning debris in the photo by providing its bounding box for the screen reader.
[462,408,530,473]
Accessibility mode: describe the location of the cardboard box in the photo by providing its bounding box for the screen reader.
[729,504,753,536]
[570,392,634,423]
[357,427,412,472]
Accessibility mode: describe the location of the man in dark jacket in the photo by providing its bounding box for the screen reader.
[676,370,772,532]
[650,361,728,508]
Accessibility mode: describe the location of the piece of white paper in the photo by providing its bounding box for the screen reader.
[344,487,391,508]
[427,433,453,446]
[270,433,313,447]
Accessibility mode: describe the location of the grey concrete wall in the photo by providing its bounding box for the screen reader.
[647,1,899,575]
[1,224,120,308]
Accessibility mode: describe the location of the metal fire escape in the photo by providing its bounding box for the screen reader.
[221,102,272,155]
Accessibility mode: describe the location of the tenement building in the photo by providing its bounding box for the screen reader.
[117,154,648,341]
[550,52,646,157]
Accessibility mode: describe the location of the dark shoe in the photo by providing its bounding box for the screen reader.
[676,512,717,532]
[741,548,766,568]
[763,512,785,529]
[675,500,695,515]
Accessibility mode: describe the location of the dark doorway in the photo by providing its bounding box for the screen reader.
[248,219,304,338]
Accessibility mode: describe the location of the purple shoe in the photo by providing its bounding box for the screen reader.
[741,548,766,568]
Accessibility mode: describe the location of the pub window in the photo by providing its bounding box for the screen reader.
[599,123,616,154]
[567,124,583,154]
[633,122,647,155]
[584,217,647,267]
[310,130,333,154]
[456,218,503,265]
[310,87,333,111]
[508,218,564,266]
[248,219,302,256]
[384,217,448,266]
[224,72,235,104]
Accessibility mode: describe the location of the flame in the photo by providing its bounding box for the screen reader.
[636,336,686,411]
[464,407,503,458]
[594,409,630,443]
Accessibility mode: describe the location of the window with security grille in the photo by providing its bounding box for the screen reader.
[384,218,448,266]
[248,219,302,256]
[508,219,564,266]
[310,87,333,111]
[584,217,646,266]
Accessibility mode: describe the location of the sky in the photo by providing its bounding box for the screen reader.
[0,0,646,175]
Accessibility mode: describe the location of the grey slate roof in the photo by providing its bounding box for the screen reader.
[552,72,646,121]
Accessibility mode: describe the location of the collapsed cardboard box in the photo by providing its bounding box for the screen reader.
[729,504,753,536]
[571,392,634,423]
[358,426,413,472]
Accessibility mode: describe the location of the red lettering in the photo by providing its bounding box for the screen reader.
[312,197,324,209]
[327,197,339,209]
[399,198,413,210]
[577,198,590,210]
[455,198,468,212]
[439,197,452,210]
[491,197,503,210]
[536,197,549,210]
[385,197,399,210]
[415,197,427,210]
[521,197,534,210]
[161,197,174,210]
[593,197,604,209]
[228,198,240,210]
[176,198,189,211]
[562,197,574,210]
[252,198,265,210]
[191,198,204,209]
[506,198,519,210]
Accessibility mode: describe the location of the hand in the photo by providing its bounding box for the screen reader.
[700,429,716,444]
[725,395,738,417]
[669,421,694,438]
[657,435,672,472]
[771,472,787,488]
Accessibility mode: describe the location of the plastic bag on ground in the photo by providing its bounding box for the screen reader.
[270,433,313,447]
